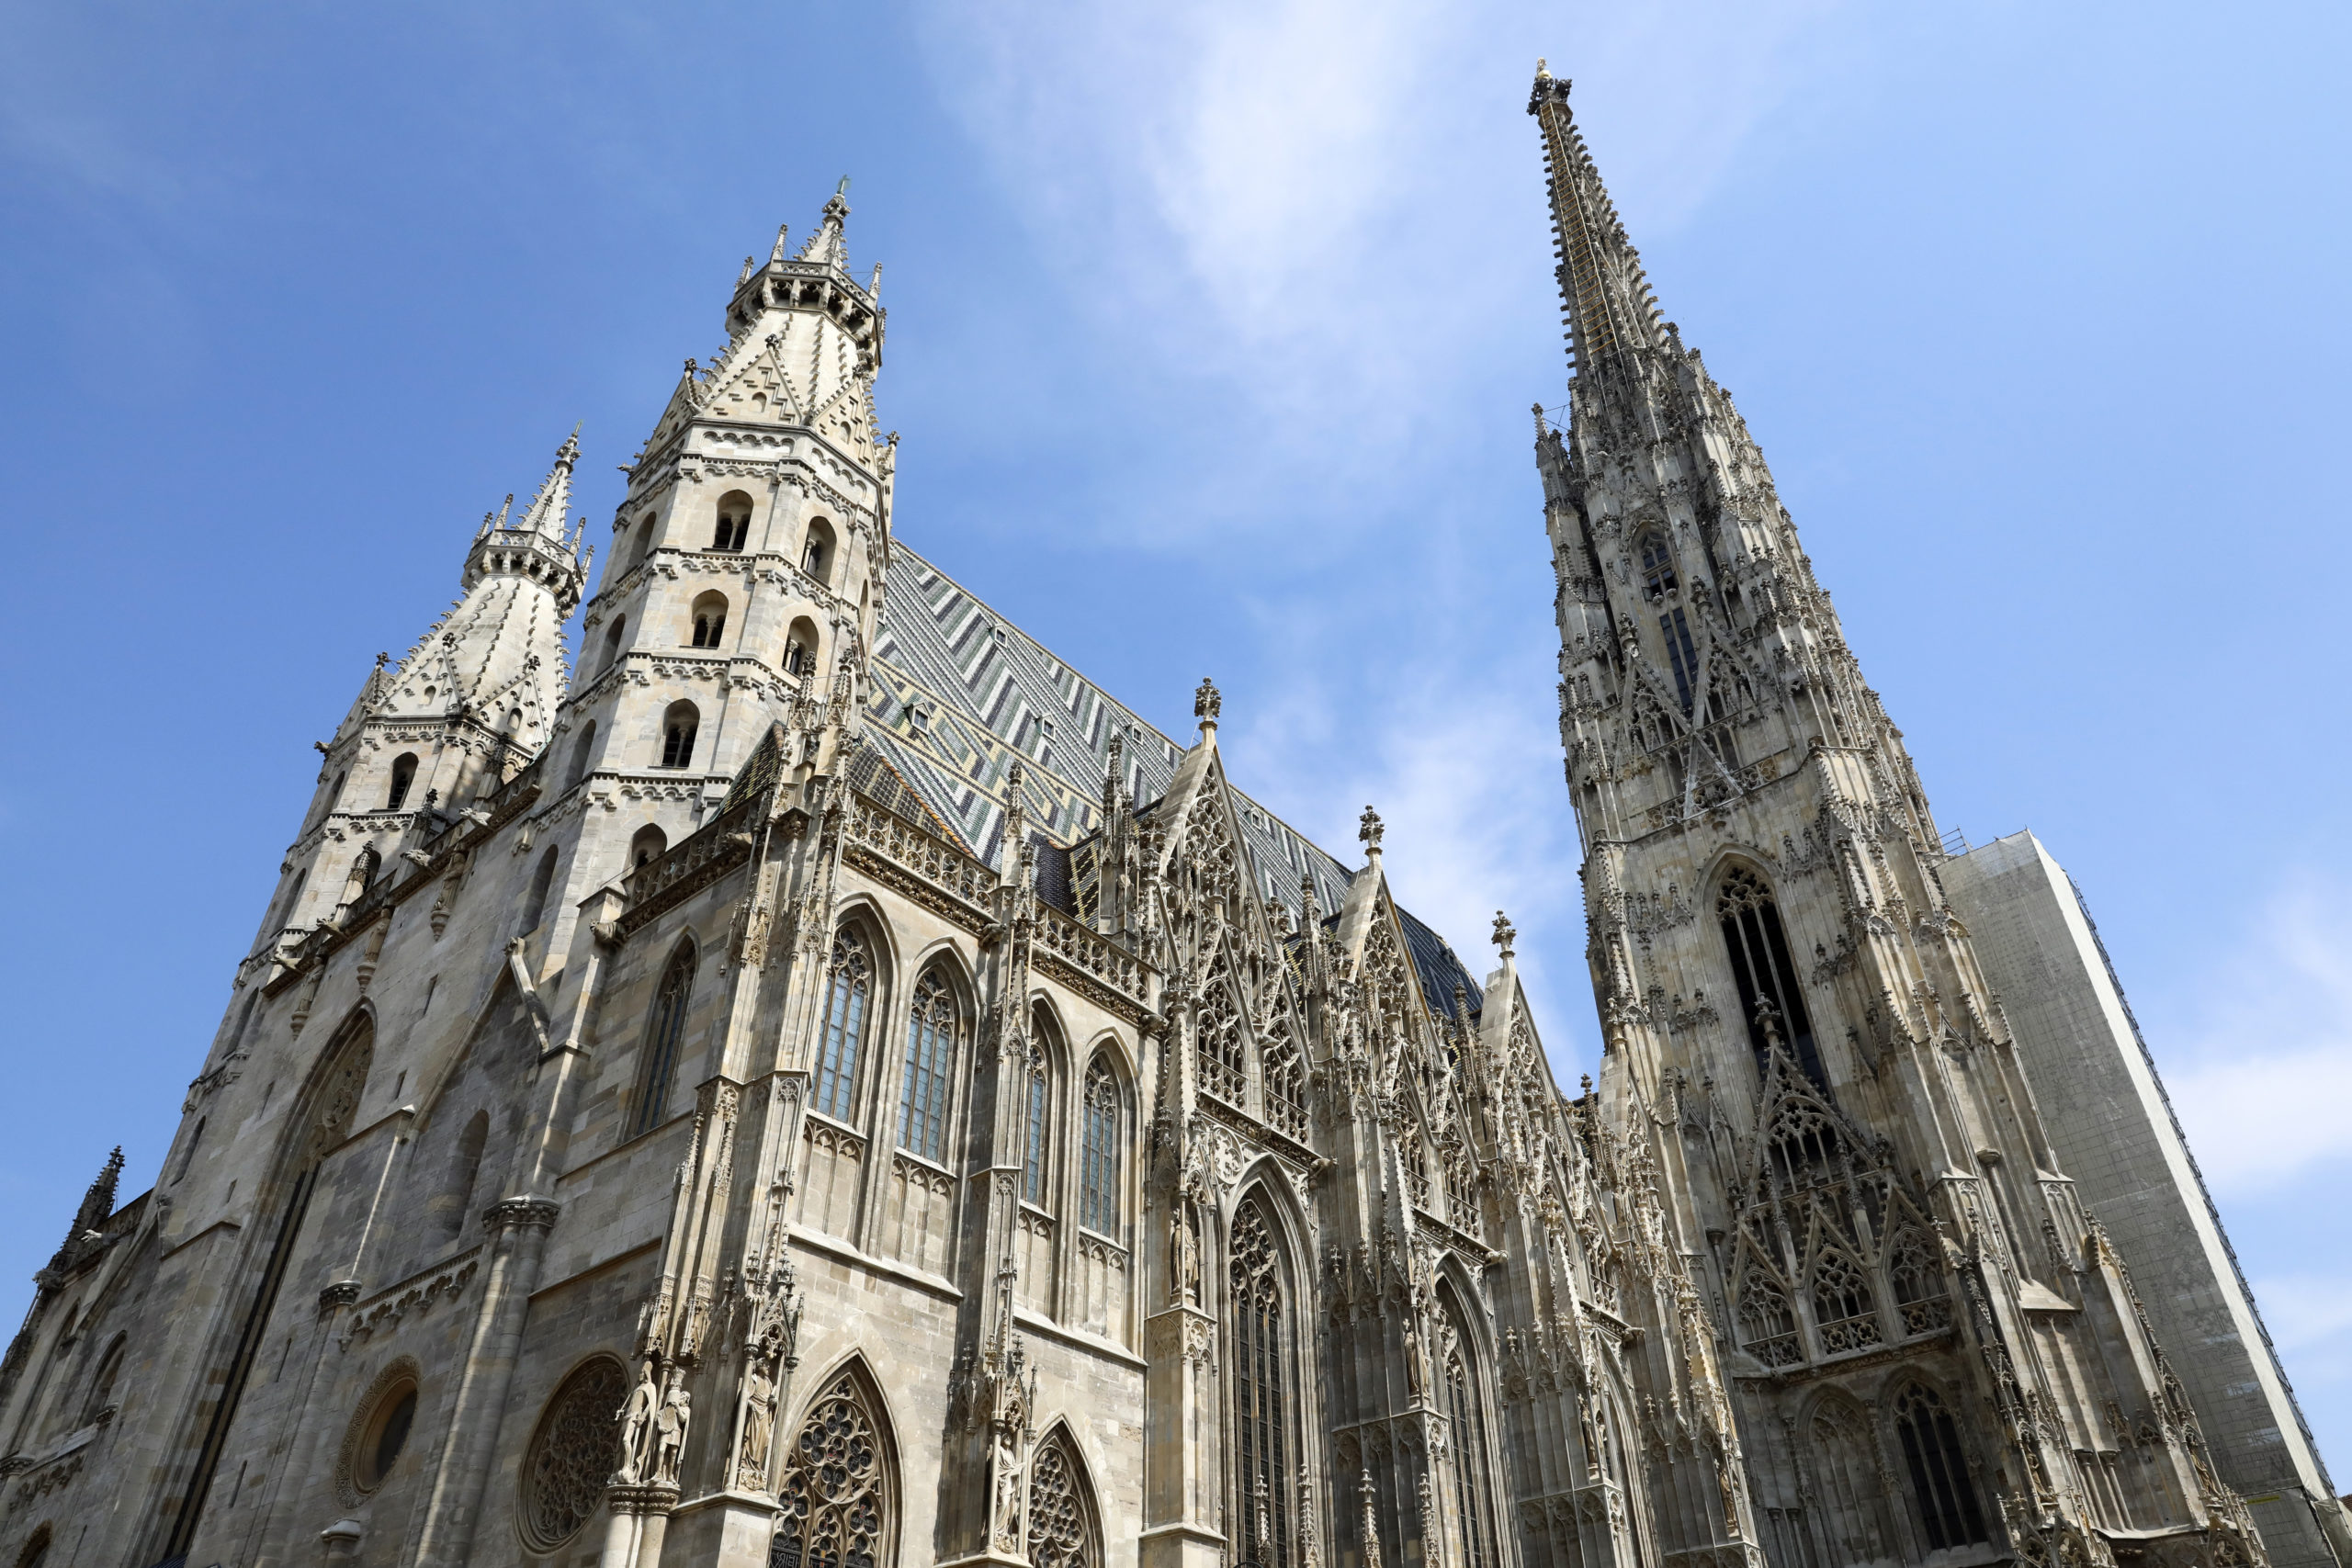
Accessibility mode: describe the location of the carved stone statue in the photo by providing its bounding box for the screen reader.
[652,1382,692,1487]
[1171,1201,1201,1306]
[613,1357,661,1483]
[737,1360,777,1490]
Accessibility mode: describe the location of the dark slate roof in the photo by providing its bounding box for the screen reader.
[1398,907,1485,1021]
[865,544,1487,1012]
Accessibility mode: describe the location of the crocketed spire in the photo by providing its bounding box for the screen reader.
[1528,65,1665,381]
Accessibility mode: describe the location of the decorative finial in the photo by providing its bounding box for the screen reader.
[1536,57,1549,76]
[1492,910,1516,957]
[1580,1073,1593,1096]
[1358,806,1384,855]
[1193,677,1221,726]
[836,175,852,197]
[375,650,390,670]
[738,254,756,285]
[770,224,789,263]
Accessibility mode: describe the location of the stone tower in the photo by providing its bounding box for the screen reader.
[1530,63,2272,1568]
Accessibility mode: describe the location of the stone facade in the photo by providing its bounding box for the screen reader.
[0,64,2326,1568]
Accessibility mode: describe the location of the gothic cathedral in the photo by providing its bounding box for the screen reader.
[0,67,2334,1568]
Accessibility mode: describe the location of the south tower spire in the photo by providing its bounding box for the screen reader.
[1528,64,2271,1568]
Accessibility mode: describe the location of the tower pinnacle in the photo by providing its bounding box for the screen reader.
[1528,70,1664,381]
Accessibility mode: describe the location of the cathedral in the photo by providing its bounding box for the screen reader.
[3,65,2342,1568]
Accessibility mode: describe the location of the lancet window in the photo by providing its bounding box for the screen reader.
[661,702,700,770]
[387,753,418,810]
[1810,1252,1882,1353]
[1023,1063,1050,1204]
[1893,1383,1986,1551]
[1736,1273,1802,1368]
[1716,866,1823,1085]
[1442,1310,1499,1568]
[628,943,695,1138]
[713,493,752,552]
[772,1369,893,1568]
[1079,1057,1121,1235]
[1262,1031,1307,1142]
[1230,1199,1294,1568]
[1887,1231,1951,1334]
[1195,960,1247,1106]
[1639,534,1702,715]
[897,969,957,1164]
[691,592,729,649]
[814,929,873,1122]
[1442,1144,1478,1234]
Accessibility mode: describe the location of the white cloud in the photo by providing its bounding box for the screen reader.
[2160,883,2352,1193]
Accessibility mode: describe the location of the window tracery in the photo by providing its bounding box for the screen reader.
[519,1357,627,1552]
[815,929,872,1122]
[1893,1383,1986,1551]
[1810,1251,1881,1353]
[1442,1313,1498,1568]
[1717,866,1822,1085]
[1025,1431,1097,1568]
[897,970,956,1164]
[1195,956,1247,1106]
[1887,1230,1951,1334]
[1230,1199,1294,1568]
[1079,1058,1121,1235]
[772,1370,892,1568]
[1736,1273,1801,1368]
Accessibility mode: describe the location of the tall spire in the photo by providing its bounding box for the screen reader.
[512,425,580,542]
[799,177,852,268]
[1528,66,1664,381]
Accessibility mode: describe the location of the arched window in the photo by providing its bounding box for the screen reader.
[1810,1401,1897,1566]
[629,824,669,872]
[1401,1133,1432,1208]
[773,1367,893,1568]
[1638,532,1701,714]
[801,518,836,586]
[628,944,695,1138]
[387,753,419,810]
[660,702,699,770]
[785,616,821,681]
[712,491,752,552]
[1023,1004,1059,1205]
[601,617,627,673]
[173,1118,206,1184]
[1716,866,1822,1085]
[1893,1383,1986,1551]
[1811,1251,1881,1353]
[434,1110,491,1246]
[1263,1029,1306,1142]
[1230,1198,1294,1568]
[83,1334,127,1424]
[522,847,560,932]
[341,846,380,910]
[15,1527,50,1568]
[1442,1144,1478,1234]
[1442,1306,1498,1568]
[567,720,597,789]
[897,969,957,1164]
[1079,1057,1121,1235]
[1888,1230,1951,1335]
[1026,1428,1100,1568]
[1195,956,1246,1105]
[814,928,872,1122]
[628,515,655,570]
[690,591,729,649]
[1736,1272,1801,1367]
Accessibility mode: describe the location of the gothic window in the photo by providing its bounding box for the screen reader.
[1263,1031,1307,1142]
[628,943,695,1138]
[523,846,560,932]
[1638,534,1701,714]
[1443,1145,1479,1234]
[1809,1401,1896,1566]
[432,1110,490,1247]
[1230,1198,1295,1568]
[173,1118,206,1184]
[714,491,753,551]
[1023,1066,1050,1204]
[82,1334,126,1424]
[602,616,627,671]
[691,592,730,649]
[773,1368,892,1568]
[14,1527,48,1568]
[1716,866,1823,1085]
[387,753,418,810]
[814,929,873,1122]
[661,701,700,769]
[519,1357,627,1553]
[1442,1310,1499,1568]
[897,970,957,1165]
[628,514,655,570]
[802,519,836,586]
[786,616,822,680]
[1079,1056,1121,1235]
[1810,1251,1882,1353]
[567,720,597,789]
[629,824,670,872]
[1736,1273,1802,1367]
[1026,1430,1099,1568]
[1888,1231,1951,1334]
[1195,957,1247,1105]
[1402,1132,1432,1208]
[1893,1383,1987,1551]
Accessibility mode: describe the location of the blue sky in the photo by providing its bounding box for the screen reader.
[4,0,2348,1477]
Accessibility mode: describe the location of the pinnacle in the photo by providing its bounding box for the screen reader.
[513,427,582,543]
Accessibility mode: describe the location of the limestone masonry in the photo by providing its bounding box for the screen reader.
[3,67,2335,1568]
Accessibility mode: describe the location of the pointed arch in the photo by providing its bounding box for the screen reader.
[1891,1381,1987,1551]
[1077,1049,1125,1239]
[1194,944,1249,1106]
[1730,1247,1801,1369]
[1804,1392,1897,1568]
[895,958,967,1166]
[1260,1006,1307,1142]
[813,919,881,1125]
[1713,862,1822,1085]
[1026,1421,1102,1568]
[1435,1281,1501,1568]
[1227,1187,1304,1568]
[1809,1249,1881,1354]
[627,940,696,1138]
[1885,1228,1951,1336]
[774,1355,899,1568]
[1023,998,1069,1207]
